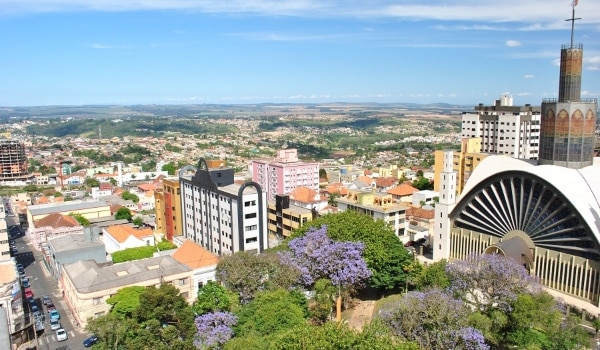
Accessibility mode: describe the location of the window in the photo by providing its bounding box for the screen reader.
[245,213,257,219]
[245,237,258,244]
[93,297,102,306]
[245,225,257,231]
[95,311,105,318]
[179,278,188,285]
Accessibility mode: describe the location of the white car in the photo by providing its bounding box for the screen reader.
[50,319,61,331]
[56,328,68,342]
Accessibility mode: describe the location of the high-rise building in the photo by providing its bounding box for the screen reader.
[0,139,28,182]
[180,159,268,256]
[154,177,183,241]
[252,148,320,202]
[539,11,598,169]
[461,94,541,160]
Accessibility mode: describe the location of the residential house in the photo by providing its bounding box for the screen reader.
[30,213,83,250]
[26,199,111,231]
[387,183,418,203]
[102,224,155,254]
[412,190,439,207]
[171,239,219,297]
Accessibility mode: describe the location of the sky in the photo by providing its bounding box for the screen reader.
[0,0,599,107]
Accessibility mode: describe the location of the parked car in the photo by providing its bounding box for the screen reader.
[42,295,52,305]
[30,304,39,313]
[416,238,428,245]
[24,287,34,298]
[83,334,99,347]
[35,319,44,332]
[50,319,61,331]
[17,267,25,276]
[21,277,29,288]
[46,302,56,313]
[56,328,68,342]
[49,309,60,321]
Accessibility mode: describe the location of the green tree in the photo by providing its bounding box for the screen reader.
[193,281,236,316]
[122,190,140,203]
[162,162,176,175]
[109,177,118,186]
[292,211,412,292]
[132,216,144,226]
[217,251,300,303]
[142,159,157,172]
[84,177,100,188]
[107,286,146,319]
[115,207,132,221]
[157,239,177,251]
[310,279,336,324]
[235,289,307,337]
[319,168,328,181]
[414,259,450,290]
[70,213,90,226]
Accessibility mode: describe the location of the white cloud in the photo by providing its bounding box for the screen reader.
[1,1,599,28]
[524,74,535,79]
[505,40,520,47]
[90,43,114,49]
[586,56,600,70]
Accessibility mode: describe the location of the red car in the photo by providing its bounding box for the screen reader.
[24,288,34,299]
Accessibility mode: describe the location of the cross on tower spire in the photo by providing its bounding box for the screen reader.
[565,1,581,48]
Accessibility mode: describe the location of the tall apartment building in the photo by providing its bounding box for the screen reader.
[0,202,8,261]
[252,148,320,202]
[0,139,28,182]
[180,159,268,256]
[461,94,541,160]
[433,138,492,195]
[154,177,183,241]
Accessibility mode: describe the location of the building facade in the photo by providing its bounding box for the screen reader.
[154,177,183,241]
[252,148,320,202]
[336,189,408,242]
[180,159,268,256]
[267,194,314,239]
[0,140,27,182]
[461,94,541,160]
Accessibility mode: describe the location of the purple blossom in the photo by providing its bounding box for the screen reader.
[194,311,238,349]
[379,288,489,350]
[446,253,540,313]
[280,225,372,287]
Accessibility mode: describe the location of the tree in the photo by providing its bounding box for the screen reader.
[122,190,140,203]
[84,177,100,188]
[193,281,235,316]
[217,251,300,303]
[379,288,489,350]
[414,259,450,290]
[162,162,176,175]
[115,207,132,221]
[281,226,371,321]
[194,312,238,350]
[281,226,371,288]
[106,286,146,319]
[292,211,412,292]
[235,289,307,337]
[71,213,90,226]
[446,253,540,313]
[319,168,328,181]
[109,177,118,186]
[310,279,336,324]
[132,216,143,226]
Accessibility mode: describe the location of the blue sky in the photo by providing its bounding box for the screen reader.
[0,0,599,106]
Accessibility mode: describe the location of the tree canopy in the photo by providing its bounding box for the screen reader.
[291,210,412,291]
[115,207,132,221]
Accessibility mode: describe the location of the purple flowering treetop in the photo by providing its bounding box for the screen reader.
[446,253,541,313]
[194,311,238,350]
[280,225,372,288]
[379,288,489,350]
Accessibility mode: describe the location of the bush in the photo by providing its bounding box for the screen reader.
[112,246,157,263]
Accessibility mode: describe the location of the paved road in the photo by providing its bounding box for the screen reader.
[10,217,89,350]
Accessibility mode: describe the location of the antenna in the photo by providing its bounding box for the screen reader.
[565,0,581,48]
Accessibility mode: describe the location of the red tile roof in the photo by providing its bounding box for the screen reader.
[387,183,418,196]
[172,240,220,269]
[290,186,318,203]
[34,213,80,228]
[406,206,435,219]
[105,224,153,243]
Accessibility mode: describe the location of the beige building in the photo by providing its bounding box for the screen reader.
[154,177,183,241]
[61,256,194,327]
[26,199,111,229]
[336,189,408,242]
[433,138,491,194]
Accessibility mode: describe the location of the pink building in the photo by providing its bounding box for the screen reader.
[252,149,320,202]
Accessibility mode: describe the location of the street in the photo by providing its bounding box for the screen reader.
[9,212,88,350]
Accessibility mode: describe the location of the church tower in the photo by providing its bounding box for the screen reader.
[539,2,598,169]
[433,151,456,262]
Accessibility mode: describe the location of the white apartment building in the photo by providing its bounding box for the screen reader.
[180,159,268,256]
[461,93,541,160]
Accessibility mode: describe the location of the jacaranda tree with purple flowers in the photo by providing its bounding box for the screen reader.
[446,253,541,313]
[194,311,238,350]
[379,288,489,350]
[281,225,372,321]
